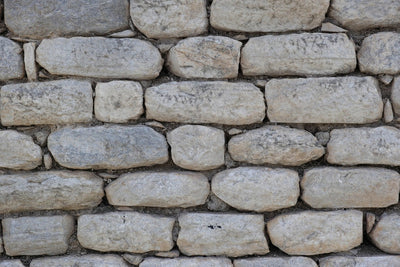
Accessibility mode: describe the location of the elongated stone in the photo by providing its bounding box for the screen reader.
[234,257,317,267]
[23,42,37,81]
[320,256,400,267]
[48,125,168,170]
[391,76,400,115]
[0,260,24,267]
[30,255,129,267]
[0,37,24,80]
[141,257,232,267]
[369,213,400,254]
[241,33,356,76]
[265,76,383,123]
[36,37,163,79]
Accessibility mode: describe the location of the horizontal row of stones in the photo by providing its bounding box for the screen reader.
[0,211,398,256]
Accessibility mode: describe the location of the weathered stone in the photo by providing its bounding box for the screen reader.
[316,132,330,146]
[234,257,317,267]
[4,0,129,38]
[145,81,265,125]
[228,126,324,166]
[210,0,329,32]
[241,33,356,76]
[0,260,24,267]
[380,74,394,85]
[267,210,363,255]
[36,37,163,79]
[43,153,52,169]
[265,77,383,123]
[31,255,129,267]
[167,36,241,79]
[301,167,400,208]
[369,213,400,254]
[212,167,299,212]
[2,215,74,256]
[207,194,230,212]
[155,250,180,258]
[0,130,42,170]
[330,0,400,31]
[366,213,376,234]
[384,99,394,123]
[48,125,168,170]
[141,257,232,267]
[177,213,269,257]
[106,171,209,208]
[228,128,243,136]
[358,32,400,75]
[327,126,400,165]
[167,125,225,170]
[130,0,207,39]
[122,254,143,265]
[77,212,175,253]
[23,42,37,81]
[320,256,400,267]
[321,22,347,33]
[1,80,93,126]
[95,81,143,123]
[392,77,400,115]
[0,37,24,80]
[109,29,136,38]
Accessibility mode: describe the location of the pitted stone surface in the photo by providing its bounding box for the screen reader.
[0,37,24,80]
[140,257,233,267]
[30,255,129,267]
[234,257,318,267]
[391,76,400,115]
[0,260,24,267]
[320,256,400,267]
[369,213,400,254]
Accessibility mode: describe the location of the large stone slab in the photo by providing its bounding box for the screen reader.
[30,254,129,267]
[0,37,24,80]
[2,215,74,256]
[228,126,324,166]
[141,257,232,267]
[36,37,163,79]
[212,167,299,212]
[320,256,400,267]
[302,167,400,208]
[327,126,400,166]
[241,33,356,76]
[145,82,265,125]
[177,213,269,257]
[0,260,24,267]
[234,257,317,267]
[369,213,400,254]
[48,125,168,170]
[77,212,175,253]
[1,80,93,126]
[106,171,209,208]
[265,76,383,123]
[391,76,400,115]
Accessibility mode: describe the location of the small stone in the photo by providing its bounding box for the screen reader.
[23,42,37,81]
[97,172,119,179]
[320,256,400,267]
[391,77,400,115]
[43,153,52,169]
[141,257,232,267]
[379,74,394,85]
[157,43,176,54]
[321,22,347,33]
[369,213,400,254]
[234,257,317,267]
[207,194,230,212]
[254,80,267,88]
[0,37,24,80]
[109,29,135,38]
[232,34,247,41]
[228,128,242,136]
[316,132,330,146]
[155,250,180,258]
[0,260,24,267]
[167,125,225,170]
[31,255,129,267]
[33,129,50,146]
[122,254,143,266]
[145,121,166,129]
[366,213,376,234]
[384,99,394,123]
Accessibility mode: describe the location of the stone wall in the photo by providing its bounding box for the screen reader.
[0,0,399,266]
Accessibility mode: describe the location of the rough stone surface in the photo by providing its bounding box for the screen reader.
[43,153,52,169]
[0,37,24,80]
[48,125,168,170]
[155,250,180,258]
[392,77,400,115]
[167,125,225,170]
[241,33,356,76]
[265,76,383,123]
[327,126,400,166]
[77,212,175,253]
[228,126,324,166]
[145,81,265,125]
[177,213,269,257]
[301,167,400,208]
[23,42,37,81]
[95,81,143,123]
[212,167,299,212]
[4,0,129,38]
[140,257,232,267]
[106,171,209,208]
[167,36,241,78]
[321,23,347,33]
[30,255,129,267]
[267,210,363,255]
[234,257,317,267]
[1,80,93,126]
[320,256,400,267]
[210,0,329,32]
[36,37,163,79]
[369,213,400,254]
[2,215,74,256]
[123,254,143,265]
[384,99,394,123]
[130,0,208,39]
[0,260,24,267]
[366,213,376,234]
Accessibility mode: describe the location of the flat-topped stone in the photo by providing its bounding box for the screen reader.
[0,37,24,80]
[30,254,129,267]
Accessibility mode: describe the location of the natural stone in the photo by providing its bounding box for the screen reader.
[0,37,24,80]
[366,213,376,234]
[228,126,324,166]
[212,167,299,212]
[321,22,347,33]
[33,129,50,146]
[369,213,400,254]
[109,29,135,38]
[234,257,317,267]
[316,132,330,146]
[167,125,225,170]
[155,250,180,258]
[228,128,242,136]
[48,125,168,170]
[1,80,93,126]
[77,212,175,253]
[145,81,265,125]
[267,210,363,255]
[265,76,383,123]
[3,215,74,256]
[391,77,400,115]
[0,260,24,267]
[380,74,394,85]
[140,257,232,267]
[207,194,230,212]
[177,213,269,257]
[167,36,241,79]
[43,153,52,169]
[122,254,143,265]
[23,42,37,81]
[241,33,356,76]
[384,99,394,123]
[320,256,400,267]
[31,255,129,267]
[36,37,163,79]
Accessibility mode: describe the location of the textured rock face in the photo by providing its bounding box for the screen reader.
[130,0,208,39]
[327,126,400,166]
[77,212,175,253]
[228,126,324,166]
[167,125,225,170]
[210,0,329,32]
[391,76,400,115]
[48,125,168,170]
[177,213,269,257]
[212,167,299,212]
[241,33,356,76]
[1,80,93,126]
[0,37,24,80]
[30,255,129,267]
[2,215,74,256]
[267,210,363,255]
[106,171,209,208]
[0,260,24,267]
[36,37,163,79]
[140,257,233,267]
[145,82,265,125]
[369,213,400,254]
[23,42,37,81]
[234,257,318,267]
[320,256,400,267]
[265,77,383,123]
[168,36,241,78]
[301,167,400,208]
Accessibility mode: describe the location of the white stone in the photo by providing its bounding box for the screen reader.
[30,254,129,267]
[0,260,24,267]
[123,254,143,265]
[320,256,400,267]
[391,76,400,115]
[380,74,394,85]
[155,250,180,258]
[321,22,347,33]
[369,213,400,254]
[384,99,394,123]
[0,37,24,80]
[23,42,37,81]
[140,257,232,267]
[234,257,317,267]
[44,153,52,169]
[109,29,135,38]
